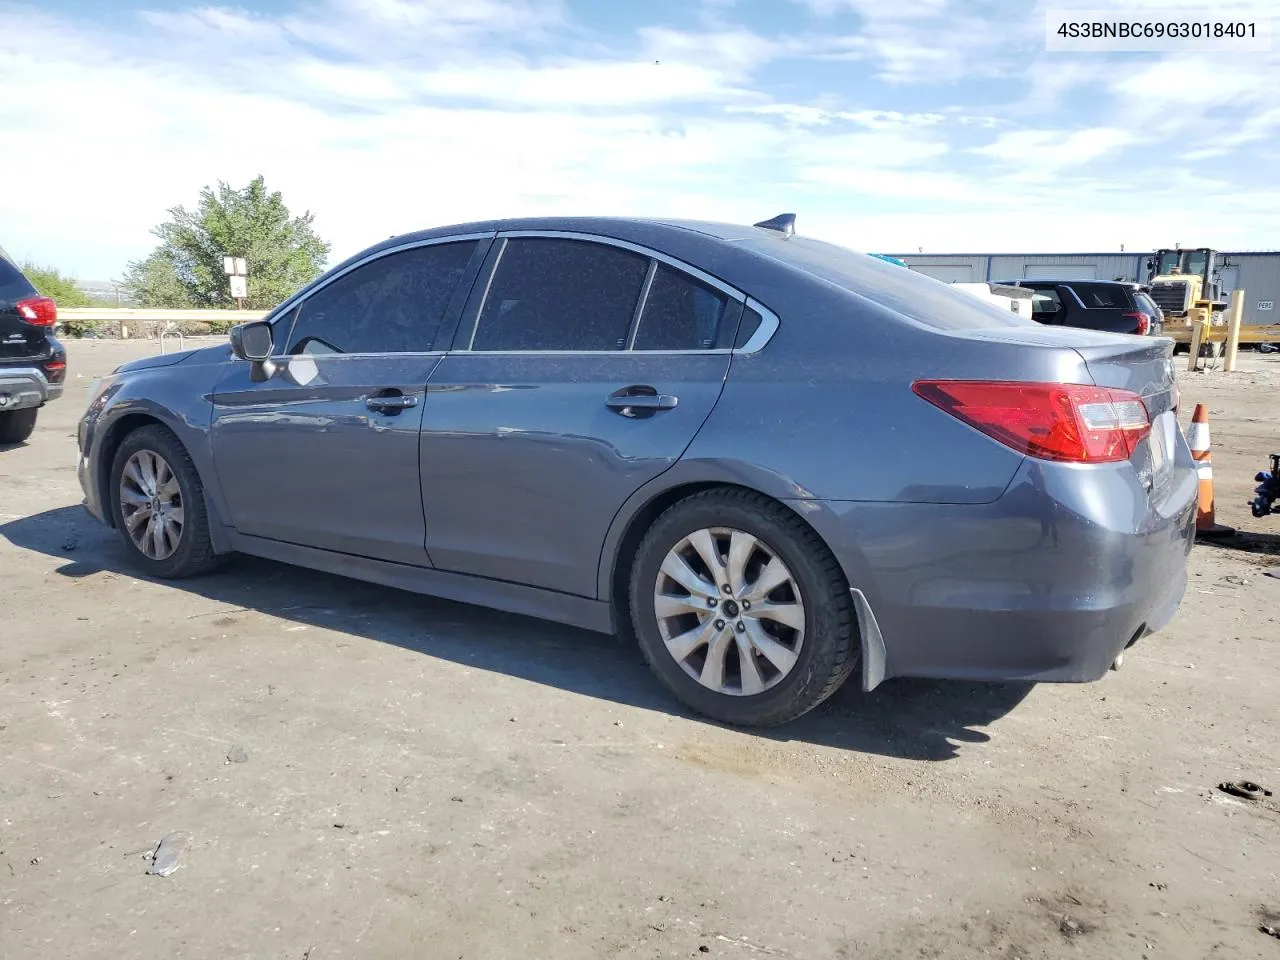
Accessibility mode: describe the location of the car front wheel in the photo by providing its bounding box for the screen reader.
[108,425,221,578]
[629,489,858,727]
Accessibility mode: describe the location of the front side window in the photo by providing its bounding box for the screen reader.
[469,238,649,351]
[286,241,478,355]
[632,264,730,351]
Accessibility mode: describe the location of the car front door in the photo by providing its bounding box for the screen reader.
[419,233,743,598]
[209,236,490,565]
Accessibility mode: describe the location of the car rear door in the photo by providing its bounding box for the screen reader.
[418,232,742,598]
[210,236,489,565]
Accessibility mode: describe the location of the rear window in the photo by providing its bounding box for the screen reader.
[1135,292,1161,316]
[742,235,1029,331]
[0,252,36,305]
[1073,284,1130,309]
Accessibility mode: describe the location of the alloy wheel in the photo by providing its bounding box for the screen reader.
[652,526,806,696]
[119,449,185,561]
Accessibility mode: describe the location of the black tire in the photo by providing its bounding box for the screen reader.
[628,489,858,727]
[108,424,222,579]
[0,408,38,444]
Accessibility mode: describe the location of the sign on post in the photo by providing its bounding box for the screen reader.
[222,253,248,307]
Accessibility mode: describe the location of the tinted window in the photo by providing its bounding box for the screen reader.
[1075,285,1127,308]
[0,252,36,305]
[1136,292,1161,316]
[632,264,729,350]
[286,241,477,355]
[744,235,1027,331]
[470,238,648,351]
[1027,286,1063,323]
[735,306,763,348]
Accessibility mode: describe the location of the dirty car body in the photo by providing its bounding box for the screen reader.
[76,216,1198,726]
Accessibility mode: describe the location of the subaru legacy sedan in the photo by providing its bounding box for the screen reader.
[77,215,1197,727]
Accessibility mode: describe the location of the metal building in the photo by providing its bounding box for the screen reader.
[889,251,1280,327]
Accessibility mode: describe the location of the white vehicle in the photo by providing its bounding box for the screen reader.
[950,281,1037,319]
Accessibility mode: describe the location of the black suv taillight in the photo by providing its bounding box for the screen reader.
[16,295,58,327]
[43,348,67,384]
[1123,310,1150,336]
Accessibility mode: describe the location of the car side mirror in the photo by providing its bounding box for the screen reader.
[229,321,277,382]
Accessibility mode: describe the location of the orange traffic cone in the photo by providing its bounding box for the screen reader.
[1188,404,1235,539]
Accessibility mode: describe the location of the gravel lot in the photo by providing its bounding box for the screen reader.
[2,340,1278,960]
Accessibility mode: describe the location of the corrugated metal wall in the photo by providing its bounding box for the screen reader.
[893,251,1280,325]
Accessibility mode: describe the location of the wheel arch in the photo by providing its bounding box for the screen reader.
[599,464,889,692]
[94,408,231,552]
[598,463,854,608]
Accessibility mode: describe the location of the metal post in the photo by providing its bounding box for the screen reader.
[1222,288,1245,372]
[1187,317,1207,372]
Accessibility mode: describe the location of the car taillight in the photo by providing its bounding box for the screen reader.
[1123,310,1150,335]
[912,380,1151,463]
[44,358,66,383]
[16,295,57,327]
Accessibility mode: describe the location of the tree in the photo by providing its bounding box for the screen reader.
[123,175,330,310]
[21,262,92,308]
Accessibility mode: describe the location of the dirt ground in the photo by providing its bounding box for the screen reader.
[2,340,1277,960]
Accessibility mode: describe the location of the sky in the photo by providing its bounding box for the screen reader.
[1,0,1278,280]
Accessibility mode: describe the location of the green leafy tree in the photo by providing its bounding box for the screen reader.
[21,262,92,308]
[123,175,330,310]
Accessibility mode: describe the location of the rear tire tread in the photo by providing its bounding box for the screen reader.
[0,408,39,444]
[629,487,858,727]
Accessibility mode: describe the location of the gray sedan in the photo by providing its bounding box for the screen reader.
[76,215,1197,726]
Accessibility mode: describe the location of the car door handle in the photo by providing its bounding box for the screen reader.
[605,388,678,417]
[366,394,418,412]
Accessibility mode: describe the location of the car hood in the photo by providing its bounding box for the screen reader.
[113,343,227,375]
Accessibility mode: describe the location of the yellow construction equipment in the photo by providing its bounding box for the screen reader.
[1144,248,1280,352]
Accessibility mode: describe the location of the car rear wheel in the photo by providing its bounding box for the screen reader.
[0,408,38,444]
[629,489,858,727]
[109,425,221,578]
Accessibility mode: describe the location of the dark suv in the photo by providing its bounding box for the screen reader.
[998,279,1162,337]
[0,246,66,443]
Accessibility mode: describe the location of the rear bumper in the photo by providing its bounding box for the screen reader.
[791,453,1198,688]
[0,366,62,412]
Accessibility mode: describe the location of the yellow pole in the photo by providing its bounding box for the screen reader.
[1222,289,1245,372]
[1187,316,1206,372]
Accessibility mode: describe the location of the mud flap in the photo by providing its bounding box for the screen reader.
[852,587,888,692]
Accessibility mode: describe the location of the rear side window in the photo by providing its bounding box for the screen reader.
[632,264,730,351]
[469,238,648,351]
[0,254,36,305]
[1074,285,1128,308]
[743,236,1028,331]
[286,241,477,355]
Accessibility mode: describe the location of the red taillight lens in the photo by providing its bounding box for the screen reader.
[44,359,67,383]
[912,380,1151,463]
[16,295,58,327]
[1123,310,1150,335]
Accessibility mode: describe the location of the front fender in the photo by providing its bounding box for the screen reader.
[90,356,230,538]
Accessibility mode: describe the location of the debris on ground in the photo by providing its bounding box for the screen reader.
[1260,924,1280,940]
[226,745,249,764]
[1218,780,1273,800]
[147,831,192,877]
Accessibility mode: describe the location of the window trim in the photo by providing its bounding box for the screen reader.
[269,231,496,358]
[451,229,778,356]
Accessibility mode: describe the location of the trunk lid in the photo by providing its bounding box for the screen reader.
[1073,336,1181,498]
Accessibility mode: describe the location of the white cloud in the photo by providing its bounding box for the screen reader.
[0,0,1277,281]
